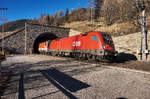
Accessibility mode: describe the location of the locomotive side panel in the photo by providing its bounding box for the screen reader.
[85,33,101,50]
[49,40,57,50]
[60,37,73,50]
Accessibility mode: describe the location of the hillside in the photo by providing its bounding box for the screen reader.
[0,19,38,32]
[1,15,150,38]
[63,16,150,36]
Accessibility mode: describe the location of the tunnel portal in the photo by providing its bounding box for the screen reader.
[33,32,58,53]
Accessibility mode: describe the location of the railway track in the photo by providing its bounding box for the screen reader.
[38,53,109,64]
[38,54,150,72]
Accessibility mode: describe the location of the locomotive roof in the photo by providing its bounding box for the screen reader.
[82,31,110,35]
[54,31,111,40]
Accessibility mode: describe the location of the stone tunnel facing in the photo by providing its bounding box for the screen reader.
[33,32,58,54]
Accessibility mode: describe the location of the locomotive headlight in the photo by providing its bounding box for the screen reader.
[102,45,106,49]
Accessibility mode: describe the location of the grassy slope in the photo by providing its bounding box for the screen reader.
[63,16,150,36]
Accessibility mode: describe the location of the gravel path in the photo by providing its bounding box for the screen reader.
[1,55,150,99]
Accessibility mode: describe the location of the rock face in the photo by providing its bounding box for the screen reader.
[0,23,71,54]
[112,31,150,61]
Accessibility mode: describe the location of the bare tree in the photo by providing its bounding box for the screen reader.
[119,0,137,22]
[53,10,65,26]
[102,0,120,25]
[102,0,150,25]
[87,0,94,21]
[39,14,48,25]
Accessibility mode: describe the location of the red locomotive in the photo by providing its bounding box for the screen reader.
[38,41,49,53]
[38,32,117,60]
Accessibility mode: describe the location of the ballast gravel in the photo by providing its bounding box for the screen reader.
[1,55,150,99]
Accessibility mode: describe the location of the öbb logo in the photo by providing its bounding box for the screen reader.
[73,41,81,47]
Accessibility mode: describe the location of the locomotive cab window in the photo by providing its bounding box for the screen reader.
[92,36,98,41]
[102,34,113,44]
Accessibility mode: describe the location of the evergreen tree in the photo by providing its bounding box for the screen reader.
[94,0,103,20]
[65,8,69,22]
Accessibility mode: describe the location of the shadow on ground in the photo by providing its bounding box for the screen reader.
[0,71,12,98]
[1,58,95,99]
[116,97,128,99]
[40,68,90,99]
[110,52,137,63]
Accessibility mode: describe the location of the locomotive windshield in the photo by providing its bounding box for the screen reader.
[102,34,113,45]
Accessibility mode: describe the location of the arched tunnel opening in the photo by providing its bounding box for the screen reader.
[33,32,58,54]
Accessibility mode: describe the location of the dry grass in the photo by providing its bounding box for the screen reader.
[64,20,137,35]
[97,21,136,33]
[63,16,150,36]
[64,20,137,36]
[64,21,88,27]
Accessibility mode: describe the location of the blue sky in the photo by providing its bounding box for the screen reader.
[0,0,88,22]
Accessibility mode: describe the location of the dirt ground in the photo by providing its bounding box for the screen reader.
[107,61,150,72]
[0,55,150,99]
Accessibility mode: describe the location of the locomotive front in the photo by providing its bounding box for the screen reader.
[100,33,117,58]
